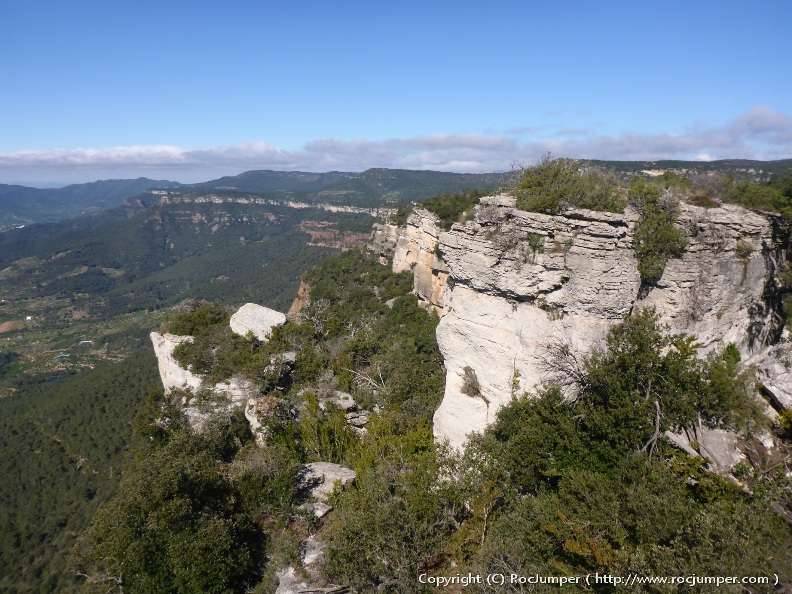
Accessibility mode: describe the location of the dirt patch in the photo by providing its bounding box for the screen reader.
[0,320,24,334]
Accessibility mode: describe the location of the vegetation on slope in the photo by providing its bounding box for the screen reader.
[724,173,792,217]
[324,310,790,592]
[74,251,792,593]
[77,252,446,592]
[0,353,160,593]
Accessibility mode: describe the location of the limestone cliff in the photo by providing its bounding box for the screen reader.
[377,196,791,451]
[389,208,449,312]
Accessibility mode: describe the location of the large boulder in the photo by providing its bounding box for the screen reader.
[229,303,286,341]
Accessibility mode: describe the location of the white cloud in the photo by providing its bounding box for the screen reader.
[1,107,791,184]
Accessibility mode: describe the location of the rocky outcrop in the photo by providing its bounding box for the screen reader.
[390,208,449,312]
[229,303,286,341]
[150,332,203,394]
[151,331,258,401]
[665,427,747,474]
[748,341,792,411]
[383,195,791,453]
[433,196,642,447]
[151,303,288,432]
[300,462,357,519]
[287,279,310,320]
[275,535,347,594]
[245,395,292,446]
[152,190,396,218]
[150,331,259,430]
[638,203,779,356]
[367,222,400,265]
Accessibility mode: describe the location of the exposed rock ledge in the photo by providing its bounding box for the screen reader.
[374,195,791,456]
[150,302,287,431]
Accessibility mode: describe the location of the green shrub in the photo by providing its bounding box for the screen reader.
[163,302,229,336]
[323,421,465,592]
[719,173,792,219]
[514,156,624,214]
[421,190,488,229]
[299,393,358,464]
[82,426,265,593]
[630,178,687,285]
[735,239,754,260]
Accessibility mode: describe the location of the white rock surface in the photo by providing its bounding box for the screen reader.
[639,203,776,356]
[150,332,203,393]
[433,200,640,448]
[665,427,746,473]
[318,390,357,412]
[275,536,345,594]
[367,222,400,265]
[746,342,792,410]
[382,196,792,449]
[301,462,356,518]
[229,302,286,341]
[150,332,257,430]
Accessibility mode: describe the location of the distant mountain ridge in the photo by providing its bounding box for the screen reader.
[3,160,791,228]
[0,177,183,228]
[189,168,511,207]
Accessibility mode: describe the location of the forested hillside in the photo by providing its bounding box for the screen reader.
[0,353,160,593]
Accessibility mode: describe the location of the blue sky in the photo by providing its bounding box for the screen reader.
[1,0,791,184]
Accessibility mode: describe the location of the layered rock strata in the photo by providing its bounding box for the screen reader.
[377,196,791,453]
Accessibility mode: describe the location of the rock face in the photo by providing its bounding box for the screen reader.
[151,331,257,398]
[230,303,287,341]
[637,204,778,356]
[301,462,357,518]
[748,341,792,410]
[276,464,356,594]
[391,209,449,312]
[665,427,746,474]
[368,222,400,265]
[151,331,259,430]
[434,196,642,448]
[382,196,791,452]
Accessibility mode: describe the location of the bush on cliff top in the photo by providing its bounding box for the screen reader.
[514,156,625,214]
[420,189,489,229]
